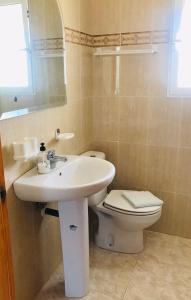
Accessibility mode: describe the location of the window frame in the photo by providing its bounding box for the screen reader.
[168,0,191,97]
[0,0,34,96]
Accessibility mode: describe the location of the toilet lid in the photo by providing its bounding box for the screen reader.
[104,190,162,215]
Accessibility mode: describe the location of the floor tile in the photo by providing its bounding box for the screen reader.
[35,231,191,300]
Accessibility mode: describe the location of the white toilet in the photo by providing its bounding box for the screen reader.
[82,151,163,254]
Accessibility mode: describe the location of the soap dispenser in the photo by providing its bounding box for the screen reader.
[37,142,50,174]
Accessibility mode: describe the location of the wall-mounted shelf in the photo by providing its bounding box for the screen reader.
[93,45,158,56]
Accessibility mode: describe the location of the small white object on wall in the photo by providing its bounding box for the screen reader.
[13,137,38,161]
[55,128,75,141]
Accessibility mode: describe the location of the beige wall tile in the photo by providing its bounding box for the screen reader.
[62,101,83,152]
[92,98,119,142]
[179,98,191,147]
[146,146,178,193]
[152,191,191,239]
[89,140,119,190]
[119,97,149,144]
[33,202,62,287]
[147,97,181,147]
[92,45,169,99]
[81,98,93,147]
[7,188,41,300]
[151,0,173,31]
[176,148,191,195]
[173,194,191,238]
[119,49,151,97]
[117,143,147,190]
[81,46,93,99]
[120,0,153,33]
[90,0,121,35]
[59,0,80,30]
[90,140,119,169]
[80,0,92,33]
[149,190,176,235]
[92,54,116,97]
[149,44,169,97]
[66,42,81,101]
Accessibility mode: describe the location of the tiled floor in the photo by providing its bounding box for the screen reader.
[35,231,191,300]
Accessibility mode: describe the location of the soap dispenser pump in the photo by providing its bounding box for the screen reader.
[37,142,50,174]
[40,142,46,152]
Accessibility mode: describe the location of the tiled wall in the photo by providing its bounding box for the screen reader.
[1,1,191,299]
[90,0,191,239]
[0,1,92,300]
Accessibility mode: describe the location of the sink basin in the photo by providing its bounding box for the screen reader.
[14,155,115,298]
[14,155,115,202]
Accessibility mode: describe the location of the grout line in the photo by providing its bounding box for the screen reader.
[121,286,128,300]
[120,258,139,300]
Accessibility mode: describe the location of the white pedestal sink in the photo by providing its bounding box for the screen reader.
[14,155,115,298]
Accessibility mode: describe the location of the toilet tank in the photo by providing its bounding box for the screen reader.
[81,151,108,206]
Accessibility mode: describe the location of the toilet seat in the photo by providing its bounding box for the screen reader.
[103,190,162,216]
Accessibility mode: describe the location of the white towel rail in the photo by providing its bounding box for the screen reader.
[93,46,158,56]
[115,46,120,95]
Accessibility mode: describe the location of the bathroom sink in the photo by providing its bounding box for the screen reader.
[14,155,115,298]
[14,155,115,202]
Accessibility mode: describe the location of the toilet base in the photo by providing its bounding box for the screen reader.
[95,213,144,253]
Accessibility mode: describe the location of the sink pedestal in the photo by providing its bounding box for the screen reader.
[14,155,115,297]
[58,198,89,298]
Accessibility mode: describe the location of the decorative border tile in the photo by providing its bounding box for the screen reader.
[121,30,170,46]
[93,34,121,47]
[80,31,94,47]
[33,38,64,50]
[121,32,152,45]
[33,28,170,50]
[151,30,170,44]
[65,27,93,47]
[65,27,81,45]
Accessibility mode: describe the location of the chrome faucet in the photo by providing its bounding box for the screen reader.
[47,150,67,169]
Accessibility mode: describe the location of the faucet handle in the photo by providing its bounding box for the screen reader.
[47,150,55,160]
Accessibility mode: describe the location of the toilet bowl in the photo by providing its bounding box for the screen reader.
[94,190,162,253]
[81,151,163,254]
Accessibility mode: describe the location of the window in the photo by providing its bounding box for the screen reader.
[0,0,33,95]
[168,0,191,96]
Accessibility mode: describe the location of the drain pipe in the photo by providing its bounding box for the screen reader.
[35,203,59,218]
[41,206,59,218]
